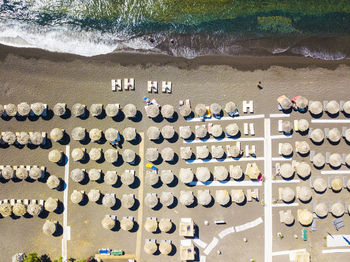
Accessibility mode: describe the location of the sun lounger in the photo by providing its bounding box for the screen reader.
[279,210,285,223]
[162,81,172,93]
[340,100,345,111]
[311,220,316,231]
[3,199,8,204]
[342,127,347,137]
[23,199,29,206]
[333,217,344,231]
[147,81,158,93]
[245,145,249,157]
[326,152,330,163]
[31,199,37,204]
[39,199,44,206]
[242,101,247,113]
[278,143,282,155]
[275,162,281,175]
[10,199,15,206]
[310,150,315,162]
[124,78,134,90]
[250,145,256,157]
[308,128,313,138]
[248,100,254,113]
[249,123,255,136]
[247,188,259,201]
[111,79,116,91]
[323,101,328,111]
[226,145,231,157]
[244,123,248,135]
[278,120,283,133]
[324,128,329,138]
[294,120,299,131]
[185,99,191,106]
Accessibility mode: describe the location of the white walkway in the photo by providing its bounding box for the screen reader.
[322,249,350,254]
[311,119,350,123]
[327,235,350,247]
[272,249,306,256]
[235,217,263,232]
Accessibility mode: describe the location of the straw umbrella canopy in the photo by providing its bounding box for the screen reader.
[210,103,222,115]
[101,216,115,230]
[197,190,212,206]
[105,171,118,185]
[122,149,136,163]
[296,141,310,155]
[123,127,136,141]
[15,166,28,180]
[72,103,85,117]
[159,218,172,232]
[313,153,325,168]
[145,172,159,186]
[329,153,342,168]
[29,166,42,180]
[13,203,26,216]
[121,217,134,231]
[161,104,175,119]
[71,148,85,161]
[346,154,350,166]
[89,128,102,142]
[50,128,64,142]
[343,101,350,114]
[124,104,137,118]
[144,219,158,233]
[281,187,295,202]
[345,129,350,143]
[121,194,135,209]
[232,190,245,204]
[179,104,191,117]
[315,202,328,218]
[47,175,60,189]
[347,178,350,190]
[161,170,174,184]
[210,124,223,137]
[195,104,206,116]
[147,126,160,140]
[146,148,159,162]
[298,209,313,226]
[310,128,324,143]
[181,147,192,160]
[89,148,102,161]
[216,190,230,206]
[195,125,207,139]
[298,186,312,202]
[2,131,16,145]
[144,194,158,209]
[121,170,135,186]
[71,127,86,141]
[17,102,31,116]
[71,190,83,204]
[281,143,293,156]
[179,168,194,184]
[160,192,174,207]
[105,104,119,117]
[326,100,340,115]
[331,203,344,217]
[328,128,341,143]
[309,101,323,115]
[296,96,308,109]
[196,167,211,182]
[31,102,45,116]
[296,162,311,178]
[16,131,30,145]
[226,123,239,137]
[331,177,343,191]
[283,212,295,225]
[53,103,66,116]
[88,169,101,181]
[161,125,175,140]
[246,163,260,180]
[228,145,241,158]
[88,189,100,202]
[212,146,224,159]
[278,96,292,110]
[0,104,3,116]
[5,103,17,116]
[102,194,116,208]
[180,191,194,206]
[282,121,292,134]
[105,149,118,163]
[146,104,159,118]
[44,197,58,212]
[70,168,85,183]
[0,203,12,217]
[144,241,157,255]
[179,126,192,140]
[90,104,103,117]
[105,128,119,143]
[230,165,243,180]
[196,145,209,159]
[43,220,56,235]
[159,242,172,255]
[2,166,14,180]
[313,178,327,193]
[30,131,43,145]
[280,163,294,179]
[214,166,228,181]
[225,102,237,115]
[161,147,175,162]
[298,119,309,132]
[48,149,62,163]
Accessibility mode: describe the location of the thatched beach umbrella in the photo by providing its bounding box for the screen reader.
[196,167,211,182]
[197,190,212,206]
[225,101,237,115]
[180,147,192,160]
[30,131,44,145]
[214,166,228,181]
[230,165,243,180]
[147,126,160,140]
[296,96,308,109]
[88,189,100,202]
[43,220,56,235]
[212,145,224,159]
[296,141,310,155]
[329,153,342,168]
[144,219,158,233]
[280,163,294,179]
[210,103,222,115]
[101,216,115,230]
[310,128,324,143]
[179,168,194,184]
[284,212,295,226]
[161,170,174,185]
[315,202,328,218]
[298,209,313,226]
[159,218,172,232]
[2,166,14,180]
[210,124,223,137]
[179,105,191,117]
[123,149,136,163]
[48,149,62,163]
[146,148,159,162]
[328,128,341,143]
[161,125,175,140]
[331,177,343,191]
[144,193,158,209]
[123,127,136,141]
[231,189,245,204]
[89,148,102,161]
[89,128,102,142]
[15,166,28,180]
[278,96,292,110]
[105,128,119,142]
[72,127,86,141]
[105,149,118,163]
[145,104,159,118]
[282,121,292,134]
[105,171,118,185]
[5,103,17,117]
[0,203,11,217]
[121,194,135,209]
[160,192,174,207]
[180,191,194,206]
[29,166,42,180]
[13,203,26,216]
[105,104,119,117]
[17,102,31,116]
[44,197,58,212]
[53,103,66,116]
[124,103,137,118]
[313,177,327,193]
[161,104,174,119]
[331,203,344,217]
[298,186,312,202]
[88,169,101,181]
[281,187,295,202]
[31,102,45,116]
[281,143,293,156]
[246,163,260,180]
[17,131,30,145]
[295,162,311,178]
[309,101,323,115]
[71,148,85,162]
[345,129,350,143]
[72,103,85,117]
[347,178,350,189]
[47,175,60,189]
[195,104,206,116]
[195,125,207,138]
[90,104,103,117]
[216,190,230,206]
[70,168,85,183]
[161,147,174,162]
[179,126,192,140]
[196,145,209,159]
[343,101,350,114]
[144,241,157,255]
[145,172,159,186]
[3,131,16,145]
[50,128,64,142]
[313,153,325,168]
[71,190,83,204]
[159,242,172,255]
[298,119,309,132]
[121,217,134,231]
[326,100,340,115]
[226,123,239,137]
[102,194,116,208]
[121,170,135,186]
[228,145,241,158]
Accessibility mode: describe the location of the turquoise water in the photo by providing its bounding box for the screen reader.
[1,0,350,59]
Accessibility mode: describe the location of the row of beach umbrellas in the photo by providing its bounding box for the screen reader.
[70,169,135,185]
[312,177,349,193]
[69,147,136,163]
[310,128,350,144]
[71,127,136,142]
[144,240,173,255]
[0,131,45,145]
[278,162,311,179]
[0,165,44,180]
[181,144,243,160]
[101,215,135,231]
[312,152,350,168]
[0,103,46,117]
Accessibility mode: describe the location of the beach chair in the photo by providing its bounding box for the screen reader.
[244,123,249,135]
[250,145,256,157]
[162,81,172,93]
[111,79,116,91]
[249,123,255,136]
[333,217,344,231]
[23,199,29,206]
[185,99,191,107]
[147,81,158,93]
[226,145,232,157]
[242,101,247,113]
[302,229,307,241]
[39,199,44,206]
[247,100,254,113]
[205,106,211,118]
[247,188,259,202]
[245,145,249,157]
[340,100,345,111]
[310,150,315,162]
[323,101,328,111]
[275,162,281,175]
[31,199,37,204]
[124,78,134,90]
[278,120,283,133]
[342,126,347,137]
[324,128,329,138]
[3,199,8,204]
[278,143,282,155]
[326,152,330,164]
[10,199,15,206]
[294,120,299,132]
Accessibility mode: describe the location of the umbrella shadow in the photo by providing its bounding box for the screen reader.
[60,108,71,119]
[79,135,91,145]
[152,114,163,123]
[57,153,68,166]
[129,176,140,189]
[55,201,65,214]
[112,111,125,122]
[310,140,324,146]
[152,202,163,211]
[15,115,27,121]
[79,174,90,185]
[78,194,89,206]
[111,178,123,188]
[203,197,215,208]
[110,198,121,211]
[168,244,177,256]
[313,163,325,170]
[167,154,179,165]
[96,154,106,164]
[53,223,63,237]
[326,111,339,118]
[112,156,124,167]
[343,111,350,118]
[152,135,164,144]
[151,178,163,189]
[58,132,71,145]
[79,153,90,164]
[111,220,121,232]
[152,156,163,165]
[78,109,90,120]
[166,112,178,123]
[309,111,323,118]
[167,197,178,209]
[130,199,140,211]
[40,139,52,150]
[299,197,312,204]
[184,132,195,142]
[329,139,341,146]
[129,221,139,233]
[1,114,12,121]
[130,110,142,122]
[236,196,248,206]
[187,197,198,208]
[130,133,142,145]
[167,132,179,143]
[167,175,178,188]
[42,109,54,121]
[56,179,66,191]
[38,210,49,219]
[95,109,106,120]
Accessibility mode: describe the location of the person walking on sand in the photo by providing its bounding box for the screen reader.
[256,81,263,89]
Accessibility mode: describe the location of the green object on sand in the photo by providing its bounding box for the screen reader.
[302,229,307,241]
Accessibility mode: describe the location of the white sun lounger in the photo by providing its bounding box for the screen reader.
[342,127,347,137]
[250,145,256,157]
[323,101,328,111]
[326,152,330,164]
[340,100,345,111]
[244,123,249,135]
[249,123,255,136]
[245,145,249,157]
[278,143,282,155]
[278,120,283,133]
[147,81,158,93]
[324,128,329,138]
[162,81,172,93]
[111,79,122,91]
[23,199,29,206]
[294,120,299,131]
[39,199,44,206]
[10,199,15,206]
[124,78,134,90]
[243,101,247,113]
[275,162,281,175]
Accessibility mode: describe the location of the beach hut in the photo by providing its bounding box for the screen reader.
[88,169,101,181]
[122,149,136,163]
[328,128,341,143]
[104,171,118,185]
[179,191,194,206]
[31,102,46,116]
[196,167,211,182]
[105,104,119,117]
[1,166,14,180]
[197,189,212,206]
[3,131,16,145]
[179,168,194,184]
[17,102,31,116]
[230,165,243,180]
[297,209,313,226]
[27,202,42,216]
[210,103,222,116]
[90,104,103,117]
[315,203,328,218]
[179,105,191,117]
[231,189,245,204]
[44,197,58,212]
[331,203,344,217]
[298,119,309,132]
[277,95,292,110]
[29,166,42,180]
[295,162,311,178]
[179,126,192,140]
[298,186,312,202]
[159,242,172,255]
[282,121,292,134]
[71,190,84,204]
[0,202,11,217]
[313,153,325,168]
[120,217,134,231]
[147,126,160,140]
[216,190,230,206]
[313,178,327,193]
[210,124,223,137]
[15,166,28,180]
[213,166,228,181]
[43,220,56,235]
[326,100,340,115]
[195,125,207,138]
[196,145,209,159]
[48,149,62,163]
[50,128,64,142]
[105,149,118,163]
[13,202,26,216]
[246,163,261,180]
[144,241,157,255]
[280,163,294,179]
[329,153,342,168]
[144,218,158,233]
[309,101,323,115]
[70,168,85,183]
[145,104,160,118]
[212,145,224,159]
[161,104,175,119]
[101,216,115,230]
[30,131,44,145]
[146,148,159,162]
[5,103,17,117]
[225,101,237,116]
[89,128,102,142]
[71,148,85,162]
[161,125,175,140]
[121,194,135,209]
[160,192,174,207]
[88,189,100,202]
[295,96,308,110]
[121,170,135,186]
[195,104,206,117]
[145,172,159,186]
[144,193,158,209]
[281,143,293,156]
[72,103,85,117]
[159,218,172,232]
[124,104,137,118]
[53,103,66,116]
[71,127,86,141]
[160,170,174,185]
[47,175,60,189]
[281,187,295,203]
[226,123,239,137]
[89,148,102,161]
[17,131,30,145]
[180,147,192,160]
[331,177,343,191]
[296,141,310,155]
[123,127,136,141]
[102,194,116,208]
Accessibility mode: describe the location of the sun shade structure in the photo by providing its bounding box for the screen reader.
[2,131,16,145]
[30,131,44,145]
[283,211,295,226]
[298,119,309,132]
[0,203,11,217]
[210,124,223,137]
[331,203,344,217]
[144,241,157,255]
[281,187,295,202]
[159,242,172,255]
[225,101,237,115]
[296,96,308,109]
[105,149,118,163]
[70,168,85,183]
[89,148,102,161]
[16,166,28,180]
[88,169,101,181]
[146,148,159,162]
[231,189,245,204]
[159,218,172,232]
[228,145,241,158]
[48,149,62,163]
[147,126,160,140]
[88,189,100,202]
[277,95,292,110]
[313,153,325,168]
[210,103,222,115]
[50,128,64,142]
[161,104,175,118]
[71,127,86,141]
[180,147,192,160]
[311,128,324,143]
[144,219,158,233]
[105,171,118,185]
[123,127,137,141]
[145,104,160,118]
[195,104,206,116]
[212,145,224,159]
[105,128,119,142]
[122,149,136,163]
[295,162,311,178]
[197,189,212,206]
[195,125,207,139]
[246,163,261,180]
[161,125,175,140]
[145,172,159,186]
[29,166,42,180]
[102,194,116,208]
[298,209,313,226]
[89,128,102,142]
[121,194,135,209]
[13,203,26,216]
[17,102,31,116]
[90,104,103,117]
[101,216,115,230]
[326,100,340,115]
[196,167,211,182]
[47,175,60,189]
[315,202,328,218]
[44,197,58,212]
[216,190,230,206]
[298,186,312,202]
[281,143,293,156]
[17,131,30,145]
[214,166,228,181]
[121,170,135,186]
[144,193,158,209]
[5,103,17,116]
[2,166,14,180]
[179,168,194,184]
[43,220,56,235]
[161,147,175,162]
[280,163,294,179]
[329,153,342,168]
[27,202,42,216]
[226,123,239,137]
[345,129,350,143]
[313,178,327,193]
[180,105,191,117]
[179,126,192,140]
[72,103,85,117]
[53,103,66,116]
[105,104,119,117]
[71,190,84,204]
[160,170,174,184]
[121,217,134,231]
[282,121,292,134]
[196,145,209,159]
[124,103,137,118]
[71,148,85,162]
[331,177,343,191]
[230,165,243,180]
[296,141,310,155]
[31,102,46,116]
[179,191,194,206]
[328,128,341,143]
[309,101,323,115]
[160,192,174,207]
